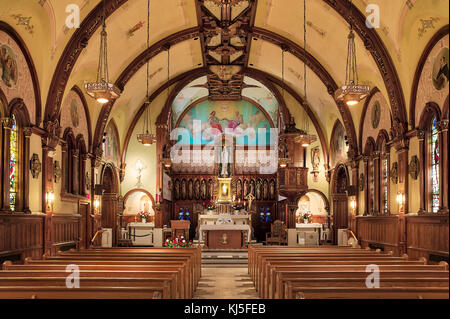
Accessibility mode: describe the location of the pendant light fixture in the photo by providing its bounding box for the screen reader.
[334,0,370,106]
[295,0,316,148]
[137,0,156,146]
[85,0,120,104]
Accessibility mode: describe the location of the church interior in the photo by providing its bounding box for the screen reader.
[0,0,449,301]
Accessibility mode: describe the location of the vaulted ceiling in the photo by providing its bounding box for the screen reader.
[1,0,448,159]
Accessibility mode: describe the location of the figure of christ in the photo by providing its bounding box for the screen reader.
[220,146,230,176]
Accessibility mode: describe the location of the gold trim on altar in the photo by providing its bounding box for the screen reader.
[217,177,232,203]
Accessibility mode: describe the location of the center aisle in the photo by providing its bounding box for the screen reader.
[192,249,259,299]
[193,267,260,299]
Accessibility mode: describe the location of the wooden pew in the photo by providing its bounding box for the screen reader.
[275,270,450,299]
[0,286,165,299]
[293,287,449,299]
[0,268,178,299]
[6,261,189,299]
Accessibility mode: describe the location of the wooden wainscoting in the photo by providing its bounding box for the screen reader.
[406,214,449,262]
[51,214,80,254]
[356,215,400,255]
[0,213,45,262]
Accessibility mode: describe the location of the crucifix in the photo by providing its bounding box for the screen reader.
[245,192,255,211]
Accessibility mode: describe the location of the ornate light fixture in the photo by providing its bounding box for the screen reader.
[334,0,370,106]
[137,0,156,146]
[84,0,120,104]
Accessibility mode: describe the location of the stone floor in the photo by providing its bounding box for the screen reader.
[193,267,260,299]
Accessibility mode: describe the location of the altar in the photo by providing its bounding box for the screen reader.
[127,222,155,246]
[294,223,322,246]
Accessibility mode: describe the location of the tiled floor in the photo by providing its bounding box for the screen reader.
[193,267,260,299]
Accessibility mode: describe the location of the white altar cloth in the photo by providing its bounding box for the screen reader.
[199,224,251,242]
[127,222,155,246]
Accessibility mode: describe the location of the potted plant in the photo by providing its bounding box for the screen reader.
[301,211,312,224]
[138,211,150,223]
[163,236,193,248]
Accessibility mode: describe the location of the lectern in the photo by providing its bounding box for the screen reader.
[170,220,190,240]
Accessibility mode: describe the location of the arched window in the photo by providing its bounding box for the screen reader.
[430,116,440,213]
[380,140,389,214]
[9,114,18,211]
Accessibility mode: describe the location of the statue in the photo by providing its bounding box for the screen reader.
[219,145,231,176]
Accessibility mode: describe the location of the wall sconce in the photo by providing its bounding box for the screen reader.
[45,190,55,208]
[349,198,357,210]
[161,157,172,170]
[396,192,405,205]
[94,197,100,211]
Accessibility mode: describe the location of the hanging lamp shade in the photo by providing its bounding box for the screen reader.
[85,12,120,104]
[335,13,370,106]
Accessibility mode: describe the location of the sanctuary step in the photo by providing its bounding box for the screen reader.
[202,251,248,267]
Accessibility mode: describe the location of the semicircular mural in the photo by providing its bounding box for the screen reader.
[175,99,275,145]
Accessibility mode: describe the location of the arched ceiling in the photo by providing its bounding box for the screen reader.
[1,0,448,160]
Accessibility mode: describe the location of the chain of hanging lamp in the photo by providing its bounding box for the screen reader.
[137,0,157,146]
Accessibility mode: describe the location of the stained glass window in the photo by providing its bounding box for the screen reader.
[430,117,440,213]
[9,115,18,211]
[382,154,388,214]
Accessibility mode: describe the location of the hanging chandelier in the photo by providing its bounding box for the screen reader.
[296,0,316,148]
[137,0,156,146]
[84,0,120,104]
[334,0,370,106]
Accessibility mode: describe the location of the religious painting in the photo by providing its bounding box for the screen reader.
[200,179,207,199]
[243,179,248,197]
[330,120,348,167]
[181,179,187,200]
[0,44,18,88]
[162,172,172,201]
[194,179,200,200]
[103,121,120,166]
[188,179,193,200]
[371,101,381,129]
[432,47,449,90]
[176,99,273,145]
[123,190,154,216]
[256,179,261,200]
[208,179,214,199]
[269,179,276,200]
[70,98,79,128]
[174,179,180,200]
[236,179,242,200]
[263,179,268,200]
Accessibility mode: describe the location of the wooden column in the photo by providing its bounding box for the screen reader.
[154,202,162,228]
[438,120,448,213]
[42,145,55,256]
[394,138,409,255]
[363,156,369,216]
[1,118,11,211]
[72,149,79,195]
[350,160,359,232]
[417,130,426,214]
[22,127,32,213]
[373,151,380,215]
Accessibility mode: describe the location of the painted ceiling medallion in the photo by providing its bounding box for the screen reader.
[207,0,247,6]
[209,65,241,81]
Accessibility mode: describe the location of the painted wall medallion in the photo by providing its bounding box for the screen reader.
[371,101,381,129]
[390,162,398,184]
[53,160,62,183]
[408,155,420,180]
[0,44,18,88]
[30,153,41,179]
[432,47,449,90]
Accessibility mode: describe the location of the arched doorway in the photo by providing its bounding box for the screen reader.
[100,163,119,246]
[331,164,349,244]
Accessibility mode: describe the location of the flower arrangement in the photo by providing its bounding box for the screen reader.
[206,201,216,211]
[138,211,151,220]
[163,236,193,248]
[301,211,312,221]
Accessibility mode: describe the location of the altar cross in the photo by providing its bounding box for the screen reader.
[245,193,255,211]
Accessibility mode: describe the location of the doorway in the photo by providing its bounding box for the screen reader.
[78,202,90,249]
[100,163,119,246]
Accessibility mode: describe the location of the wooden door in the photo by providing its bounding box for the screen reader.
[331,164,349,244]
[78,202,89,249]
